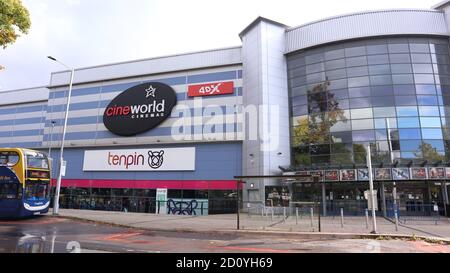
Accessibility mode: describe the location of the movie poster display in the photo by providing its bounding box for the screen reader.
[357,169,369,181]
[410,167,428,179]
[324,170,339,181]
[374,168,391,180]
[428,167,445,179]
[392,168,410,180]
[309,170,324,182]
[340,169,356,181]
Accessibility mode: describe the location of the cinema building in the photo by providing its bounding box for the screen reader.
[1,2,450,215]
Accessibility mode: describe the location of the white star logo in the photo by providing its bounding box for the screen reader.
[145,85,156,98]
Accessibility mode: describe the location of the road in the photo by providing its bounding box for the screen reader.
[0,216,449,253]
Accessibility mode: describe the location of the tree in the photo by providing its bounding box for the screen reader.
[0,0,31,49]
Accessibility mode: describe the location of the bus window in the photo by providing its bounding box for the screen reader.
[0,184,19,199]
[0,152,20,167]
[26,153,49,169]
[25,184,48,200]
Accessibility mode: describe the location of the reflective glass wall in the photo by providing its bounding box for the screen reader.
[287,36,450,167]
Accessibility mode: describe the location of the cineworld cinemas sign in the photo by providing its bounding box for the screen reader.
[103,82,177,136]
[83,147,195,171]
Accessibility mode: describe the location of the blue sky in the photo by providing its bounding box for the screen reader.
[0,0,438,91]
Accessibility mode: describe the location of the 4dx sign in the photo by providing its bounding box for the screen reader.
[188,81,234,97]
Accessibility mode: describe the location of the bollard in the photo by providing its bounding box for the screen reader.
[310,207,314,227]
[340,208,344,228]
[365,209,369,229]
[248,205,251,218]
[283,207,286,219]
[394,211,399,231]
[271,208,274,222]
[296,208,299,225]
[261,206,264,217]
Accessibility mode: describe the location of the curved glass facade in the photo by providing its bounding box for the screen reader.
[287,36,450,167]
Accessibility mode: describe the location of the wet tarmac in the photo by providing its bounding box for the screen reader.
[0,216,449,253]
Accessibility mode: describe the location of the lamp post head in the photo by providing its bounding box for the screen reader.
[47,56,57,61]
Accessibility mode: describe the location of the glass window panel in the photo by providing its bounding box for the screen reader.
[328,88,348,100]
[330,132,352,143]
[395,95,417,106]
[397,117,420,128]
[415,85,436,95]
[336,99,349,110]
[310,144,330,155]
[389,54,411,63]
[392,74,414,84]
[330,120,351,132]
[325,49,345,61]
[375,141,390,152]
[325,68,347,80]
[345,46,366,57]
[350,108,373,119]
[409,44,430,53]
[422,139,445,151]
[348,87,370,98]
[374,118,397,129]
[411,54,432,63]
[373,107,397,118]
[388,44,409,53]
[369,64,391,75]
[305,53,324,64]
[330,143,353,154]
[291,95,307,106]
[375,129,388,140]
[329,79,348,90]
[412,64,433,74]
[438,95,444,105]
[393,85,415,95]
[370,75,392,85]
[417,95,438,105]
[434,64,450,75]
[348,76,370,87]
[391,64,412,74]
[414,74,435,84]
[352,130,375,141]
[419,106,440,116]
[306,72,326,84]
[290,76,307,87]
[325,59,346,70]
[306,62,325,74]
[430,44,449,54]
[433,54,450,64]
[371,85,394,96]
[351,119,374,130]
[420,117,442,128]
[349,97,371,108]
[371,96,395,107]
[367,44,388,55]
[289,67,307,78]
[396,106,418,116]
[400,140,422,151]
[401,151,421,159]
[311,155,330,164]
[288,56,306,68]
[367,54,389,65]
[346,66,368,77]
[398,128,422,139]
[346,56,367,67]
[292,105,308,116]
[421,128,443,139]
[291,85,308,96]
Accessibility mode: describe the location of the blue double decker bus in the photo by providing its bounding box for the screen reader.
[0,148,51,218]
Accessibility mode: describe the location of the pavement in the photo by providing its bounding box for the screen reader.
[53,209,450,242]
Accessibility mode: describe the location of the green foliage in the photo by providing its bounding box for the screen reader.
[0,0,31,48]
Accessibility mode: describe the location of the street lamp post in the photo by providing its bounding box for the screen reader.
[367,145,378,234]
[47,56,74,215]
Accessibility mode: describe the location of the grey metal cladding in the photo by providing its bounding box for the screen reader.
[286,10,449,53]
[49,46,242,87]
